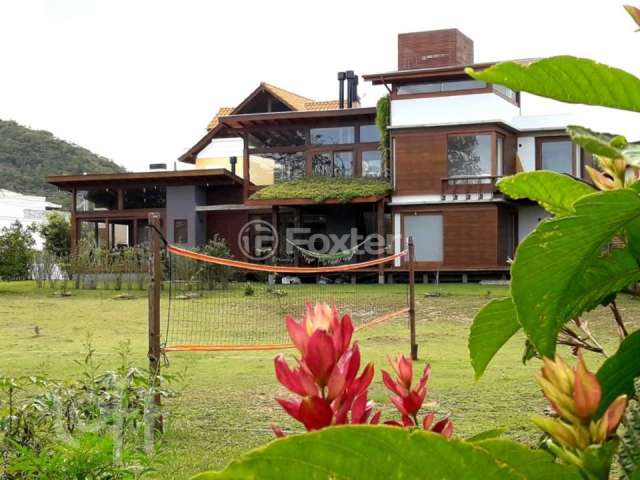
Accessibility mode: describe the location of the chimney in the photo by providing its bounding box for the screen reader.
[352,75,359,106]
[229,156,237,175]
[346,70,355,108]
[398,29,473,70]
[337,71,346,109]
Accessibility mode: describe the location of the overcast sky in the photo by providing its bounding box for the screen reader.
[1,0,639,171]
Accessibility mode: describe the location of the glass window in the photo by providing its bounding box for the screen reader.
[441,79,487,91]
[250,152,304,183]
[312,152,333,176]
[123,186,166,209]
[494,84,518,102]
[333,152,353,176]
[540,140,573,174]
[248,128,306,149]
[397,79,487,95]
[359,124,381,143]
[403,215,443,262]
[75,189,118,212]
[447,134,492,178]
[362,150,383,177]
[174,219,188,244]
[496,136,504,176]
[310,126,354,145]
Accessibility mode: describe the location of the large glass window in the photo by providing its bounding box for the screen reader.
[248,128,306,149]
[362,150,383,177]
[403,215,443,262]
[312,151,353,177]
[75,189,118,212]
[310,126,355,145]
[250,152,305,182]
[496,136,504,176]
[359,124,381,143]
[493,84,518,102]
[397,79,487,95]
[539,139,573,174]
[123,186,166,209]
[447,134,492,178]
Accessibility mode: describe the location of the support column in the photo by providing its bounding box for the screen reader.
[271,205,280,260]
[376,199,385,284]
[242,133,250,201]
[293,207,302,266]
[147,212,163,433]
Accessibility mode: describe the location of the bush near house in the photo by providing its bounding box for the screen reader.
[0,221,35,280]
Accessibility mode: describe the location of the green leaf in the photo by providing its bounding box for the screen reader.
[581,440,619,480]
[618,379,640,479]
[567,126,640,163]
[511,189,640,357]
[192,426,581,480]
[469,298,520,380]
[497,172,593,217]
[466,56,640,113]
[467,428,506,442]
[475,439,582,479]
[596,330,640,417]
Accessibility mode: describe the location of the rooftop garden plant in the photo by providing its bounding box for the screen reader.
[249,176,392,203]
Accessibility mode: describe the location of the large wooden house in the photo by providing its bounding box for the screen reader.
[49,28,591,281]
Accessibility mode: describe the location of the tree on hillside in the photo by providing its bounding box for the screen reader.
[0,221,35,280]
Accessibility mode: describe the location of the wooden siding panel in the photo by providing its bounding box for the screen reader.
[206,211,248,260]
[398,29,473,70]
[444,207,498,267]
[394,132,447,195]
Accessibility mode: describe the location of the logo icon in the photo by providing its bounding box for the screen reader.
[238,220,278,261]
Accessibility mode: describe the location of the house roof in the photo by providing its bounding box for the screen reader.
[363,58,537,85]
[48,169,244,191]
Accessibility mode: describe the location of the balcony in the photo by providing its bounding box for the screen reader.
[440,175,501,201]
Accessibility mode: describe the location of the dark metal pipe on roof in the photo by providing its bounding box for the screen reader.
[337,71,346,109]
[346,70,355,108]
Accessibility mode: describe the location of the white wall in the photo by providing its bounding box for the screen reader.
[391,93,520,128]
[517,136,536,171]
[197,137,243,159]
[518,205,550,242]
[0,190,62,249]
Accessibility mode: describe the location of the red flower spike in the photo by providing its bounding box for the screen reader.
[271,424,286,438]
[432,417,454,438]
[298,396,334,431]
[370,411,382,425]
[274,303,380,435]
[304,330,336,386]
[422,412,434,430]
[573,352,601,419]
[390,354,413,389]
[604,395,628,436]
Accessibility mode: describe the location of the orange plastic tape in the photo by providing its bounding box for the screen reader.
[167,244,408,274]
[163,308,410,353]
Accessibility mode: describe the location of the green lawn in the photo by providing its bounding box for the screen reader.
[0,281,634,479]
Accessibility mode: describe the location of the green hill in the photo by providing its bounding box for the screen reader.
[0,119,125,209]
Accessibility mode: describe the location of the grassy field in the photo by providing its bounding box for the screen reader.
[0,281,635,478]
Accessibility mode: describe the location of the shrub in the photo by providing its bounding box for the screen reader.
[38,212,71,258]
[0,221,35,281]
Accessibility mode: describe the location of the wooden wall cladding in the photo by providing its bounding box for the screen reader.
[394,203,509,268]
[393,132,447,195]
[398,29,474,70]
[206,211,248,260]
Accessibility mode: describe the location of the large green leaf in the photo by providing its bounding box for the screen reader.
[466,56,640,113]
[475,439,581,479]
[596,330,640,417]
[511,189,640,357]
[192,426,581,480]
[469,298,520,380]
[497,172,593,217]
[567,126,640,164]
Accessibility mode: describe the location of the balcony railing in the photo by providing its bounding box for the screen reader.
[440,175,501,200]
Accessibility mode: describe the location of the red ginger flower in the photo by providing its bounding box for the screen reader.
[273,303,380,435]
[382,354,453,438]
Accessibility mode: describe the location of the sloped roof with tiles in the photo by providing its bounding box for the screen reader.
[206,83,339,130]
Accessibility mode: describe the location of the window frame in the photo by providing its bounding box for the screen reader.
[401,212,444,265]
[446,132,496,179]
[535,136,575,176]
[173,219,189,244]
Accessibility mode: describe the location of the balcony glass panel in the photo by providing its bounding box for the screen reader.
[397,79,487,95]
[123,186,166,209]
[312,152,333,176]
[310,126,354,145]
[248,128,306,149]
[75,189,117,212]
[359,124,381,143]
[362,150,383,177]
